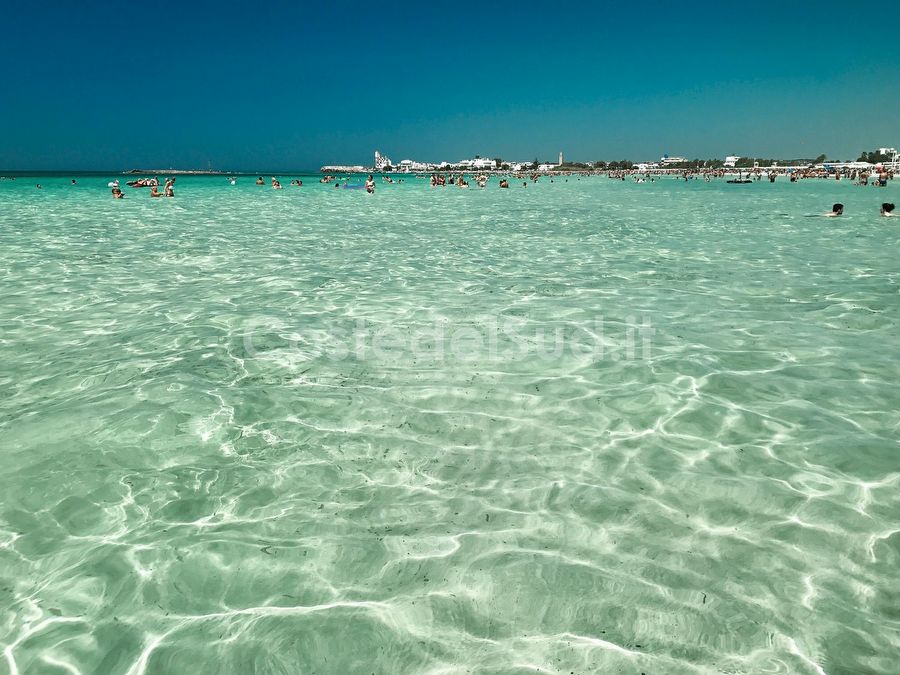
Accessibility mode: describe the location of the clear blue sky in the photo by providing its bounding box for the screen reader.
[1,1,897,170]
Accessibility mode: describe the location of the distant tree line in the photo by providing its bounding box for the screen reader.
[857,149,894,163]
[590,154,848,170]
[594,160,635,170]
[585,151,896,170]
[486,150,893,173]
[731,156,822,168]
[485,151,894,173]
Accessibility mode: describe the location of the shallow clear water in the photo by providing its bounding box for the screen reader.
[1,174,899,674]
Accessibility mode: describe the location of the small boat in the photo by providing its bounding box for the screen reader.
[727,171,753,184]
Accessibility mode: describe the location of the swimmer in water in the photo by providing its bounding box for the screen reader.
[823,203,843,217]
[499,179,509,189]
[36,184,42,189]
[111,186,124,199]
[881,203,896,217]
[271,177,282,189]
[150,185,163,197]
[256,176,265,185]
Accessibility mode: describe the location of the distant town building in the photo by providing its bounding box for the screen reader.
[660,155,687,166]
[362,152,502,173]
[374,151,392,171]
[398,159,430,172]
[724,155,741,168]
[877,147,898,168]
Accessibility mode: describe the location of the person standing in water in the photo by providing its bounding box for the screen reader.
[164,177,175,197]
[365,175,375,194]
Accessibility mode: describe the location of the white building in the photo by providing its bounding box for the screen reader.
[559,152,564,166]
[374,151,392,171]
[446,158,495,171]
[472,158,496,170]
[877,147,898,168]
[724,155,741,168]
[660,155,687,166]
[398,159,429,172]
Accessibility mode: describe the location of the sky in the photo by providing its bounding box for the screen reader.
[1,1,897,170]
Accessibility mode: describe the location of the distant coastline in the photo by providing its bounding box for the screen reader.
[125,168,231,176]
[2,146,895,177]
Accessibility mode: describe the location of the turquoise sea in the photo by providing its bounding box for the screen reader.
[1,174,898,674]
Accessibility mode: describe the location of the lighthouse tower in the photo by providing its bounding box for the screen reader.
[558,151,564,166]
